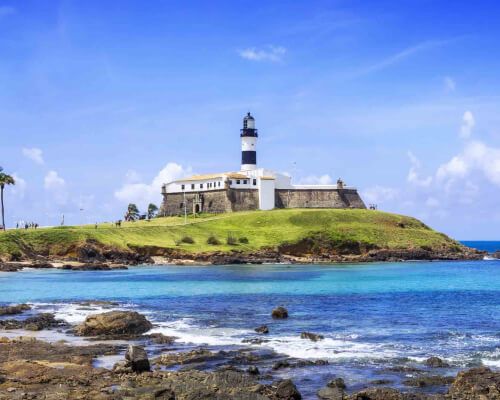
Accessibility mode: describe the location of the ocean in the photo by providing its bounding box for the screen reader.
[1,259,499,397]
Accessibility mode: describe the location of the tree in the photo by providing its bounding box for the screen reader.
[125,203,140,221]
[0,167,15,230]
[147,203,158,220]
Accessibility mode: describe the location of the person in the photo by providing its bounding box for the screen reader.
[95,222,98,229]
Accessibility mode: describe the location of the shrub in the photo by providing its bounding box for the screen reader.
[180,236,195,244]
[207,235,221,245]
[226,234,238,245]
[239,237,249,244]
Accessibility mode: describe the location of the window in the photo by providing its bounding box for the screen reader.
[236,180,240,184]
[181,184,185,190]
[253,179,257,185]
[200,183,203,189]
[191,184,195,190]
[218,182,221,187]
[180,203,183,209]
[243,180,248,184]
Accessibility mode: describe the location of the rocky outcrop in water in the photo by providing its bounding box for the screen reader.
[425,356,450,368]
[0,304,31,316]
[75,311,153,337]
[300,331,324,341]
[0,313,66,331]
[272,306,289,319]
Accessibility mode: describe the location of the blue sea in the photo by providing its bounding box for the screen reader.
[1,258,500,397]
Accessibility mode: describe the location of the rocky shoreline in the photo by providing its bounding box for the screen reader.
[0,306,499,399]
[0,240,486,272]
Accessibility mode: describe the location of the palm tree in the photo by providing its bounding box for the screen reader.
[125,203,140,221]
[0,167,15,230]
[147,203,158,220]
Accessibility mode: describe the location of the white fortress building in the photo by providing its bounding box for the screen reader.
[160,113,365,215]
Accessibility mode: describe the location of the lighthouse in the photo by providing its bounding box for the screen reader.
[240,112,258,171]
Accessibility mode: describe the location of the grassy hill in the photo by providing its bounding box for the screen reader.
[0,209,465,261]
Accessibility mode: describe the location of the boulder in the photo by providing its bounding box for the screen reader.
[0,313,64,331]
[274,379,302,400]
[272,360,291,370]
[146,333,176,345]
[272,306,289,319]
[255,325,269,334]
[318,378,346,400]
[347,387,406,400]
[75,311,152,337]
[424,356,449,368]
[300,331,324,342]
[448,367,500,399]
[125,345,150,373]
[0,304,31,316]
[403,375,454,387]
[247,365,260,375]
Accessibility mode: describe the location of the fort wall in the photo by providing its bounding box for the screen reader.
[275,188,366,209]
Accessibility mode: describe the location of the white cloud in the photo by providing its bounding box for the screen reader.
[238,46,286,62]
[44,170,68,205]
[460,110,475,138]
[114,162,191,210]
[10,174,27,199]
[444,76,456,92]
[407,151,432,187]
[22,147,44,164]
[125,169,142,183]
[299,174,333,185]
[363,185,399,205]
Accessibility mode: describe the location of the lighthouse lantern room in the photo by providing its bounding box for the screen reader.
[240,112,258,171]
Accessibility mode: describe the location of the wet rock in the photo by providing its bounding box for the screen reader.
[125,345,150,373]
[318,378,346,400]
[242,337,269,345]
[255,325,269,334]
[247,365,260,375]
[347,387,406,400]
[274,379,302,400]
[272,306,289,319]
[448,367,500,399]
[294,359,329,367]
[300,331,324,342]
[145,332,176,345]
[272,360,291,370]
[63,263,128,271]
[0,263,24,272]
[0,313,65,331]
[369,379,394,385]
[403,375,454,387]
[75,311,152,337]
[0,304,31,316]
[424,356,449,368]
[156,348,221,366]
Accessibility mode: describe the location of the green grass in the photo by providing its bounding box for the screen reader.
[0,209,462,259]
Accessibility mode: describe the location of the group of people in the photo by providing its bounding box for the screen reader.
[16,221,39,230]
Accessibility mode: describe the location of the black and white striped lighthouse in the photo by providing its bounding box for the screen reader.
[240,112,258,171]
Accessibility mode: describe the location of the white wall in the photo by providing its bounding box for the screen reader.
[259,179,275,210]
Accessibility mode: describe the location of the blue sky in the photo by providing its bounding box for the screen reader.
[2,0,500,239]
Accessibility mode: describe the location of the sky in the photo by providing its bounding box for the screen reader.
[2,0,500,239]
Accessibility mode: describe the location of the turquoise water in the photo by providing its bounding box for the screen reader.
[1,260,499,395]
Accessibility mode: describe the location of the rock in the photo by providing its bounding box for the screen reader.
[0,374,5,384]
[492,250,500,259]
[424,356,449,368]
[317,377,347,399]
[146,332,176,345]
[369,379,393,385]
[274,379,302,400]
[125,345,150,373]
[347,387,406,400]
[300,331,324,342]
[156,349,221,366]
[448,367,500,399]
[112,360,133,374]
[272,360,291,370]
[255,325,269,334]
[272,306,289,319]
[403,375,454,387]
[242,337,269,345]
[0,304,31,316]
[0,313,64,331]
[247,365,260,375]
[75,311,153,337]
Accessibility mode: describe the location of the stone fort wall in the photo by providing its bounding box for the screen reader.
[275,188,366,209]
[161,188,365,215]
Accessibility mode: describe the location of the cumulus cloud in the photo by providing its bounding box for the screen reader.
[238,46,286,62]
[10,174,27,199]
[460,111,475,139]
[22,147,44,164]
[407,151,432,187]
[114,162,191,209]
[44,170,68,205]
[363,186,399,205]
[299,174,333,185]
[444,76,456,92]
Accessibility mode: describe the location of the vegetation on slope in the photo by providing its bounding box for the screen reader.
[0,209,463,260]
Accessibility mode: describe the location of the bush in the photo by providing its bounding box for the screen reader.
[207,235,221,245]
[239,237,249,244]
[226,234,238,245]
[180,236,195,244]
